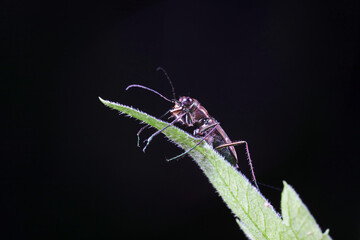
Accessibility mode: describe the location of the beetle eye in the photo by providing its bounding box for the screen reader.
[183,97,193,106]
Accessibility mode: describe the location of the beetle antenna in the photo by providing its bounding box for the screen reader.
[126,84,174,103]
[156,67,177,100]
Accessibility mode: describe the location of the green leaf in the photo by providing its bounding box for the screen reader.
[99,97,332,240]
[281,182,333,240]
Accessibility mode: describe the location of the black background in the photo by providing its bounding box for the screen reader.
[3,0,359,239]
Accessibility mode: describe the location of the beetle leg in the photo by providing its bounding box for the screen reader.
[136,110,170,147]
[193,121,218,136]
[216,141,259,190]
[142,112,186,152]
[167,122,219,162]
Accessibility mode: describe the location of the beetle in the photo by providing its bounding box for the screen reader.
[126,68,258,189]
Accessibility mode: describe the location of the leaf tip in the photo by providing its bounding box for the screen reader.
[282,180,290,190]
[98,96,105,103]
[99,97,112,107]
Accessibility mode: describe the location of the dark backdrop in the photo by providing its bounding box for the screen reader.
[3,0,359,239]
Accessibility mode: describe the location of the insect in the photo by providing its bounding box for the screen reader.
[126,68,258,189]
